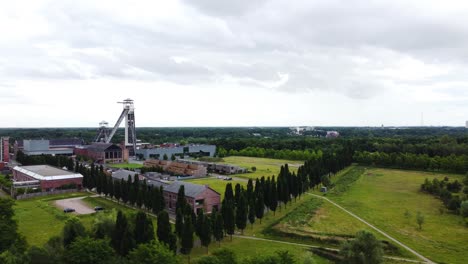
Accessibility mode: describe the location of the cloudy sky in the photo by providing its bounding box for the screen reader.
[1,0,467,127]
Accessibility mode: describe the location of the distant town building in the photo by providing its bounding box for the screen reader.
[143,159,207,177]
[13,165,83,191]
[136,144,216,160]
[0,137,9,170]
[326,131,340,138]
[75,143,128,163]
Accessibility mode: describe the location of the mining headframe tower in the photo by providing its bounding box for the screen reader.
[94,98,137,157]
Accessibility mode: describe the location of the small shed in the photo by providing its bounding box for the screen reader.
[320,186,328,193]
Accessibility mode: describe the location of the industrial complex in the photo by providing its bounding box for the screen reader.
[0,98,246,201]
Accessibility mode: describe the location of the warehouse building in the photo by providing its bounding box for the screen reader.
[19,139,75,156]
[13,165,83,191]
[14,138,83,156]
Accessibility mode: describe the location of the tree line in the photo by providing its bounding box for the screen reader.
[76,162,166,216]
[353,151,468,174]
[421,174,468,217]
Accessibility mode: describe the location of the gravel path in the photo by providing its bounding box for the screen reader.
[55,196,95,215]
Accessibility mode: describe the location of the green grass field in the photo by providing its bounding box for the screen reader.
[108,163,143,169]
[14,192,90,246]
[328,167,468,264]
[220,156,303,179]
[184,177,247,200]
[190,237,332,264]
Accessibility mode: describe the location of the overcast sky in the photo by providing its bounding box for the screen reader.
[1,0,467,127]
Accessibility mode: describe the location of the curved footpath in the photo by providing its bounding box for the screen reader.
[307,193,435,264]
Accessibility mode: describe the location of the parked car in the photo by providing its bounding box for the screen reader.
[223,177,232,181]
[63,208,75,213]
[94,206,104,211]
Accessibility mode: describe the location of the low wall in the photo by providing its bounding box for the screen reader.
[16,189,79,200]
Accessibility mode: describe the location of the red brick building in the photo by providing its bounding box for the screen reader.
[13,165,83,191]
[75,143,127,163]
[143,159,207,177]
[0,137,9,169]
[160,181,221,214]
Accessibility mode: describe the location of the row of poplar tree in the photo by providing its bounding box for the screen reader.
[75,162,166,215]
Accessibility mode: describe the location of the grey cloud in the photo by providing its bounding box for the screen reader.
[1,0,468,101]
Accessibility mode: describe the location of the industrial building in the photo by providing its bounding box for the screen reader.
[13,165,83,191]
[15,139,83,156]
[74,143,128,163]
[0,137,9,170]
[176,159,247,174]
[143,159,207,177]
[136,144,216,160]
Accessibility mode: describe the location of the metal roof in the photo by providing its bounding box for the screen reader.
[13,165,83,181]
[163,181,219,198]
[88,143,121,152]
[111,169,137,181]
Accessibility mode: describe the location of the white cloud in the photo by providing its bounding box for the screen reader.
[0,0,467,127]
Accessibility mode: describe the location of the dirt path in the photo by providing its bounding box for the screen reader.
[55,196,95,215]
[307,193,434,264]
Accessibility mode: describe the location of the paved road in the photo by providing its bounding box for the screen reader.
[232,235,423,263]
[55,196,95,214]
[307,193,435,264]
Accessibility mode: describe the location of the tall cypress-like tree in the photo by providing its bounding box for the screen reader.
[107,176,114,198]
[180,215,194,263]
[255,191,265,224]
[222,200,235,240]
[175,208,184,239]
[213,211,224,246]
[196,210,205,238]
[270,177,278,216]
[277,175,284,210]
[224,183,234,203]
[134,212,155,245]
[114,179,121,202]
[264,177,271,212]
[248,197,256,228]
[112,211,135,256]
[200,214,212,253]
[234,183,241,206]
[246,179,254,202]
[121,178,128,203]
[157,211,172,247]
[236,192,248,234]
[176,185,186,212]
